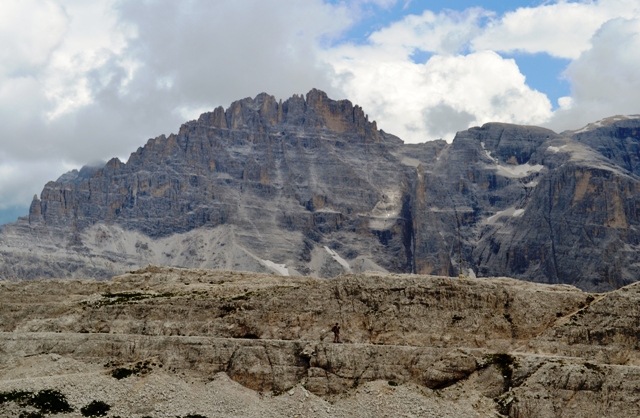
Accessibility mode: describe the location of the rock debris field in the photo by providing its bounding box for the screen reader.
[1,266,640,417]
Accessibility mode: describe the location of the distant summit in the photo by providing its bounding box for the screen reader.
[564,114,640,135]
[1,89,640,291]
[196,88,381,143]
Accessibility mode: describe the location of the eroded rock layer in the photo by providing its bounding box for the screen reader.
[1,268,639,417]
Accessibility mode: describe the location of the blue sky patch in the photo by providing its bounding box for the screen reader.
[502,52,572,109]
[409,49,435,64]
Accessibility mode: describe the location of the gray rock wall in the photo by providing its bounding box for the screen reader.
[2,91,640,290]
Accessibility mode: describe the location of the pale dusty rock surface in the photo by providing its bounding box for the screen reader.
[1,267,639,417]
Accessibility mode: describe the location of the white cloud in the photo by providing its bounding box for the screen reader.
[357,0,400,7]
[547,17,640,130]
[326,14,552,142]
[367,8,492,55]
[0,0,68,76]
[44,0,134,119]
[0,0,130,163]
[327,0,640,140]
[0,155,75,209]
[558,96,575,110]
[472,0,640,59]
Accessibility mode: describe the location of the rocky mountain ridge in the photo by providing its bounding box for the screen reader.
[1,90,640,291]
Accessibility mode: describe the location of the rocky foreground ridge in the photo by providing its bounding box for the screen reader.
[1,267,640,417]
[2,90,640,291]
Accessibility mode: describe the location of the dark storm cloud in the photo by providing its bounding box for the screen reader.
[423,103,476,139]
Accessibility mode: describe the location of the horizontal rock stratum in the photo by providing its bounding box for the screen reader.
[1,267,639,417]
[1,90,640,291]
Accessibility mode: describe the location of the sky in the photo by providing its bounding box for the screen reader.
[1,0,640,224]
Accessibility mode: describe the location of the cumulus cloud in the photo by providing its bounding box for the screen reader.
[472,0,640,59]
[326,8,552,142]
[367,8,491,55]
[423,104,475,139]
[547,17,640,130]
[328,46,552,142]
[0,0,136,211]
[44,0,133,119]
[0,0,68,77]
[326,0,640,141]
[114,0,349,113]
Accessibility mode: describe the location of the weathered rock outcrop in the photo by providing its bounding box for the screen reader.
[1,90,640,291]
[1,268,639,417]
[0,267,592,350]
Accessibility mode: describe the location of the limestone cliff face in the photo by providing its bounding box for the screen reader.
[1,90,640,291]
[27,90,381,235]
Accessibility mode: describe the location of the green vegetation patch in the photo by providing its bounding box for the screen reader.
[484,353,518,381]
[231,291,254,301]
[111,360,154,379]
[111,367,135,379]
[19,412,45,418]
[84,291,177,307]
[584,362,603,372]
[495,392,518,416]
[0,390,32,405]
[80,400,111,417]
[0,389,73,415]
[30,389,74,414]
[102,291,149,301]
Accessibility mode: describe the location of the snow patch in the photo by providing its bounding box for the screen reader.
[495,163,544,178]
[524,180,538,188]
[573,126,590,134]
[481,142,543,177]
[261,260,289,276]
[324,246,351,272]
[485,207,525,224]
[571,115,640,134]
[314,208,341,214]
[486,210,506,224]
[368,191,402,230]
[546,145,567,153]
[481,142,498,163]
[400,157,422,167]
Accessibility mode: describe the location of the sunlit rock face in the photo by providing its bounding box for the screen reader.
[2,268,640,417]
[2,89,640,291]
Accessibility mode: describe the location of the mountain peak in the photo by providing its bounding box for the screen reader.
[3,89,640,292]
[565,114,640,135]
[195,89,380,142]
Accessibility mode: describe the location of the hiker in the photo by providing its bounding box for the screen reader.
[331,323,341,343]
